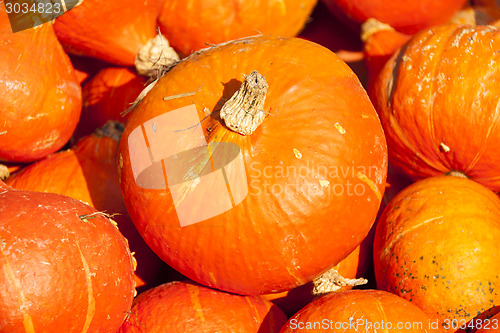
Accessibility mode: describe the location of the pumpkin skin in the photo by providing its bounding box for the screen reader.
[372,24,500,192]
[321,0,467,35]
[118,35,387,295]
[117,281,287,333]
[158,0,317,56]
[361,21,411,97]
[279,289,440,332]
[77,67,146,138]
[0,17,81,163]
[0,180,135,332]
[6,124,167,292]
[53,0,163,66]
[374,176,500,330]
[262,239,373,316]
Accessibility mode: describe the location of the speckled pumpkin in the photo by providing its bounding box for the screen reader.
[374,175,500,330]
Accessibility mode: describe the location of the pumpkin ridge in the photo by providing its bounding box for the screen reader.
[424,27,462,171]
[380,215,444,260]
[74,239,96,333]
[465,87,500,174]
[373,297,390,333]
[0,246,35,333]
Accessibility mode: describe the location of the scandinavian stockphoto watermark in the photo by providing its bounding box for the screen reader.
[128,104,381,227]
[3,0,80,33]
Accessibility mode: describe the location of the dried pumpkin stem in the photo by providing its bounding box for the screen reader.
[135,34,180,78]
[95,121,125,143]
[0,164,9,181]
[361,18,395,42]
[220,71,268,136]
[312,267,368,297]
[446,170,468,178]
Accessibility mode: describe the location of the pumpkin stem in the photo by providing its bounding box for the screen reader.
[95,121,125,143]
[220,71,268,136]
[450,7,497,26]
[0,164,9,181]
[445,170,469,178]
[361,18,395,42]
[135,34,180,78]
[312,267,368,296]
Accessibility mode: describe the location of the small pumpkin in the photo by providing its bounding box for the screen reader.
[0,17,81,163]
[279,289,440,332]
[361,19,411,97]
[0,180,135,332]
[7,122,168,292]
[374,175,500,330]
[321,0,467,34]
[157,0,318,56]
[117,281,287,333]
[52,0,168,68]
[76,67,147,139]
[118,35,387,295]
[372,24,500,191]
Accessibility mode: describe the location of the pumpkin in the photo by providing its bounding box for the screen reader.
[372,24,500,192]
[280,289,440,332]
[157,0,318,56]
[361,19,411,97]
[374,175,500,330]
[76,67,147,139]
[118,35,387,295]
[0,180,135,332]
[298,2,367,86]
[321,0,467,35]
[52,0,165,67]
[117,280,287,333]
[7,122,168,292]
[262,237,373,316]
[0,16,81,163]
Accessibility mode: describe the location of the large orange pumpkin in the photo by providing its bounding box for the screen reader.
[0,180,135,332]
[0,15,81,163]
[158,0,318,56]
[374,175,500,330]
[372,24,500,192]
[321,0,467,34]
[52,0,164,66]
[117,281,287,332]
[6,122,168,292]
[118,35,387,295]
[279,289,440,332]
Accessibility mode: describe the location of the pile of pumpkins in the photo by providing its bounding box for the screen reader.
[2,0,500,331]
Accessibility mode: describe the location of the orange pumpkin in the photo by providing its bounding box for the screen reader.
[0,16,81,163]
[76,67,147,139]
[374,175,500,330]
[117,281,287,332]
[158,0,318,56]
[321,0,467,34]
[372,24,500,191]
[0,180,135,332]
[118,35,387,295]
[280,289,440,332]
[7,122,167,292]
[53,0,164,66]
[361,19,411,97]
